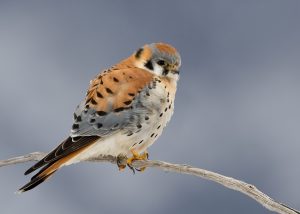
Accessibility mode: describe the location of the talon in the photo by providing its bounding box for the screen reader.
[127,163,135,174]
[126,149,149,173]
[135,167,146,172]
[117,150,149,173]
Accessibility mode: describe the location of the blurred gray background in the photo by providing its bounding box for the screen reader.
[0,1,299,213]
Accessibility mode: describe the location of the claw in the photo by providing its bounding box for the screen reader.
[127,163,136,174]
[126,149,149,173]
[117,150,149,173]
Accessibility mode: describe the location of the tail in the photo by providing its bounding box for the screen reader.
[17,168,57,193]
[18,157,66,193]
[18,136,99,193]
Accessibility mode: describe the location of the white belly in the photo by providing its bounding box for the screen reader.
[67,133,130,165]
[65,103,174,166]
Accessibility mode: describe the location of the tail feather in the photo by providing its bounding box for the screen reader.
[18,145,90,193]
[24,136,99,175]
[18,158,63,193]
[18,170,56,193]
[18,136,98,193]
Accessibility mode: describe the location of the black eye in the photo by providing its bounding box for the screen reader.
[157,60,166,66]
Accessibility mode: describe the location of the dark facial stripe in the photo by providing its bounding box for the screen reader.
[144,60,153,70]
[162,69,169,76]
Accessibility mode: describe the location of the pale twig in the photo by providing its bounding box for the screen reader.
[0,152,299,214]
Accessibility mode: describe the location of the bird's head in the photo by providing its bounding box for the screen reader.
[133,43,181,80]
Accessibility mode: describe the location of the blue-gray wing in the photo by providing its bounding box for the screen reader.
[70,68,156,138]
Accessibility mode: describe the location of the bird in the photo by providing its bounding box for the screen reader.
[18,42,181,193]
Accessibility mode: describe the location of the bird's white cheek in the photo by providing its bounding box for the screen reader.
[152,63,164,75]
[134,60,145,70]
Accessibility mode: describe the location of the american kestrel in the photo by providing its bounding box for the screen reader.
[19,42,181,192]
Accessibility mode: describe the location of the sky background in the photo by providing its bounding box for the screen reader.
[0,1,300,214]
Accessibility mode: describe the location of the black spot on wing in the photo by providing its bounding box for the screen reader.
[75,116,82,122]
[91,98,97,105]
[128,93,135,97]
[124,100,132,105]
[95,123,103,129]
[106,87,113,94]
[97,91,103,98]
[72,124,79,130]
[96,111,107,116]
[114,107,125,112]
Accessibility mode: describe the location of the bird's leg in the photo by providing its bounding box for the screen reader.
[127,149,149,173]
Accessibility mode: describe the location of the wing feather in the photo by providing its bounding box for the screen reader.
[71,67,154,137]
[24,136,99,175]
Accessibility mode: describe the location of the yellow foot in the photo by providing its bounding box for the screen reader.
[126,149,149,174]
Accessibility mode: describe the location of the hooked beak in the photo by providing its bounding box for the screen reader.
[167,64,180,75]
[171,70,180,74]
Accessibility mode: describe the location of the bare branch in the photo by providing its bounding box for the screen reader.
[1,152,299,214]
